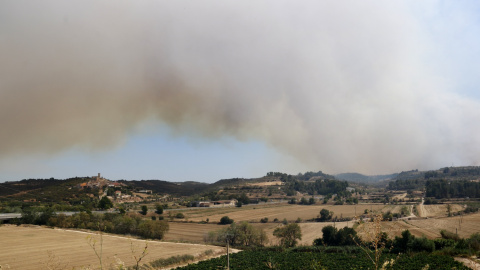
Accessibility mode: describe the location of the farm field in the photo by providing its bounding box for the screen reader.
[170,203,387,223]
[164,222,225,243]
[406,211,480,238]
[356,211,480,240]
[0,225,226,270]
[417,203,464,218]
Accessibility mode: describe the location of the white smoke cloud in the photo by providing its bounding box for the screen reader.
[1,0,479,175]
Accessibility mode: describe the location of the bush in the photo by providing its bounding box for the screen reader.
[411,237,435,252]
[260,217,269,223]
[150,254,194,268]
[137,220,169,239]
[468,233,480,251]
[140,205,148,215]
[155,204,164,214]
[219,216,234,225]
[175,213,185,219]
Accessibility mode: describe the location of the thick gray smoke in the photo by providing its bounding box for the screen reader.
[1,1,479,174]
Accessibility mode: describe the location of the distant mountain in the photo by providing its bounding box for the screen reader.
[335,172,398,183]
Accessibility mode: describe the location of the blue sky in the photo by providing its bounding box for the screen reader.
[1,1,480,183]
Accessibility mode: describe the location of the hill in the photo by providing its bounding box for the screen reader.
[335,172,398,183]
[119,179,210,196]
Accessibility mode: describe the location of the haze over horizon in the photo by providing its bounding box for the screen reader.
[1,1,480,183]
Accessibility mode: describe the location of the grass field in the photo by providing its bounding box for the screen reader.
[0,225,227,270]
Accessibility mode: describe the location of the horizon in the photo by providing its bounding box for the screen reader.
[1,1,480,183]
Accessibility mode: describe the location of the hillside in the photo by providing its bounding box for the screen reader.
[119,179,210,196]
[335,172,398,183]
[0,177,95,203]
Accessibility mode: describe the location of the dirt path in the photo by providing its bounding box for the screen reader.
[417,197,426,217]
[455,257,480,270]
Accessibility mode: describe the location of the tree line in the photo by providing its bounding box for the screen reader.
[16,208,169,240]
[426,179,480,199]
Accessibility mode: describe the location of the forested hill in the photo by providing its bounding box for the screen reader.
[0,177,96,204]
[119,180,210,196]
[387,166,480,194]
[335,172,398,183]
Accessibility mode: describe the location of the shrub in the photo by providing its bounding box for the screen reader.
[175,213,185,219]
[155,204,164,214]
[219,216,234,225]
[140,205,148,215]
[137,220,169,239]
[260,217,269,223]
[150,254,194,268]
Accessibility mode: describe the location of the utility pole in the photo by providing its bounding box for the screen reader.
[225,233,232,270]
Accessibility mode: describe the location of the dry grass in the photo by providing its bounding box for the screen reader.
[174,203,386,223]
[420,204,465,217]
[163,222,226,243]
[0,225,226,270]
[248,181,283,187]
[406,212,480,238]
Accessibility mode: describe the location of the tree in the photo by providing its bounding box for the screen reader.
[238,193,249,205]
[98,197,113,210]
[319,208,333,222]
[137,220,169,239]
[140,205,148,215]
[300,197,308,205]
[219,216,234,225]
[21,207,39,224]
[273,223,302,247]
[155,204,163,215]
[214,221,267,247]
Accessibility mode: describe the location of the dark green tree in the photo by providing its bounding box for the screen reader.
[140,205,148,215]
[155,204,163,214]
[98,196,113,210]
[219,216,234,225]
[319,208,333,222]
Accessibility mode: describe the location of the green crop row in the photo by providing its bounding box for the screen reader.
[176,249,469,270]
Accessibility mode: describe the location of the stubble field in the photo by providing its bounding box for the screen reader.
[170,203,386,223]
[0,225,226,270]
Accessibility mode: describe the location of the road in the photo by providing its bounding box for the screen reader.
[0,210,117,221]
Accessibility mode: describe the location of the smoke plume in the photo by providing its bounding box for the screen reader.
[1,1,480,174]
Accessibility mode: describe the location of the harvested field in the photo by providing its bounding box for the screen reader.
[419,204,465,218]
[173,203,386,223]
[355,211,480,240]
[164,222,226,243]
[356,220,438,240]
[0,225,226,270]
[406,212,480,238]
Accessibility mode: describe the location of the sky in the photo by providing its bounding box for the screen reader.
[1,1,480,183]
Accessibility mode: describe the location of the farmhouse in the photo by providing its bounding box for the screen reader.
[191,199,237,208]
[211,199,237,207]
[191,201,211,207]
